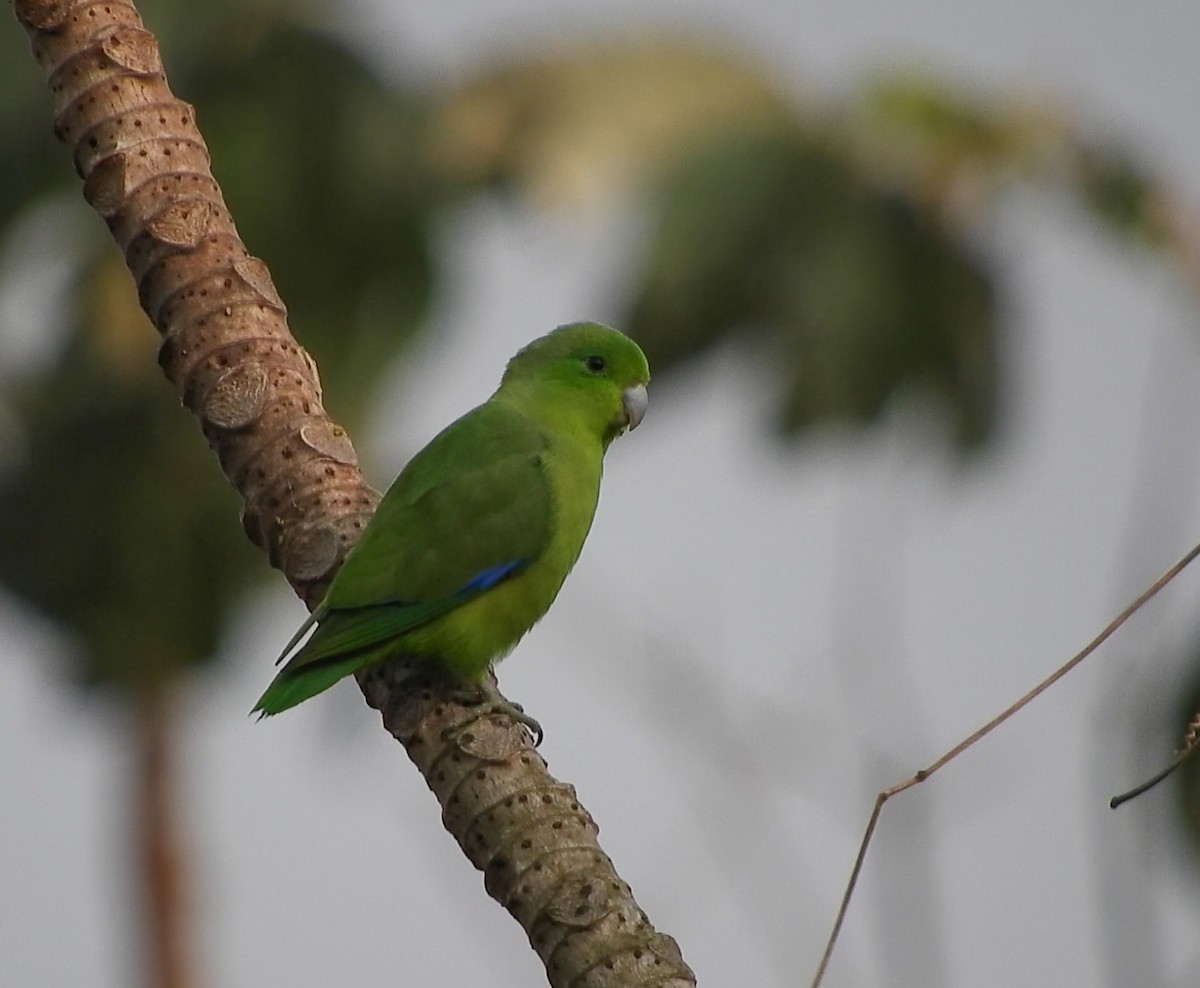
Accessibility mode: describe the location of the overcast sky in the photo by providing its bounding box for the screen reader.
[4,1,1200,986]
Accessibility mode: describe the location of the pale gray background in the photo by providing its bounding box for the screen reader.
[3,0,1200,985]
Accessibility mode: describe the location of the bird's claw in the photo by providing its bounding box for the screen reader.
[452,682,544,746]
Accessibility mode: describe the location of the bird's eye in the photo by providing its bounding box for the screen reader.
[584,355,607,374]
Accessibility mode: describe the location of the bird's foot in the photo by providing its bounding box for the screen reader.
[451,681,544,747]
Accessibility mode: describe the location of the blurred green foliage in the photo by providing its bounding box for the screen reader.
[0,20,1193,864]
[0,270,256,684]
[430,48,1179,453]
[0,1,437,689]
[5,10,1199,969]
[627,127,996,447]
[187,21,435,391]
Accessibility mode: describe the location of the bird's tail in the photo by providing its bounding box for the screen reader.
[252,653,370,718]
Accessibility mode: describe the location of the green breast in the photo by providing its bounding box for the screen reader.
[405,432,603,681]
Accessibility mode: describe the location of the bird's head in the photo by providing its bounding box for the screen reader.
[500,322,650,446]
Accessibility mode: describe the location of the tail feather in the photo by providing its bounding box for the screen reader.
[253,653,368,717]
[275,605,325,667]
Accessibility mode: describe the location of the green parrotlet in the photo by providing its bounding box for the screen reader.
[253,322,649,738]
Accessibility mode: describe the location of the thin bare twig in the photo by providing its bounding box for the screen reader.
[1110,707,1200,808]
[810,539,1200,988]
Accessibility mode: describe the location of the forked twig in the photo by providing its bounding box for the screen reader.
[810,539,1200,988]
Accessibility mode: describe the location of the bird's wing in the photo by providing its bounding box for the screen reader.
[277,402,554,671]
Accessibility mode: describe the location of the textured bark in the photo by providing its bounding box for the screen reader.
[17,0,376,607]
[14,2,695,985]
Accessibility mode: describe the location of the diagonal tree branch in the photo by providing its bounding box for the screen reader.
[13,2,694,984]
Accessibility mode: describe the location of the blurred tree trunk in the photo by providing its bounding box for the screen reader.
[133,683,190,988]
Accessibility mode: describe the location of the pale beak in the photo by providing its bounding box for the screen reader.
[622,383,648,431]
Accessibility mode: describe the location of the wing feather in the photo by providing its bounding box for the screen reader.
[263,401,553,699]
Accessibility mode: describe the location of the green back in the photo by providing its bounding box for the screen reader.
[326,400,553,609]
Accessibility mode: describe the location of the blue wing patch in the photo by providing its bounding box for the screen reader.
[270,558,529,675]
[462,559,525,593]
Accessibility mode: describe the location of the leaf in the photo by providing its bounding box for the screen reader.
[627,127,1000,450]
